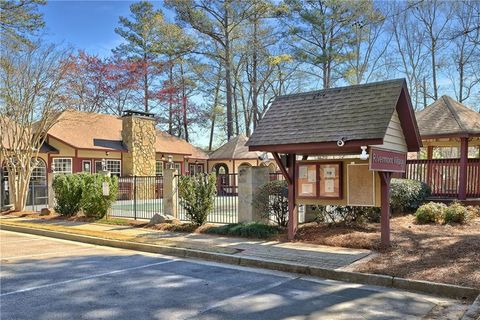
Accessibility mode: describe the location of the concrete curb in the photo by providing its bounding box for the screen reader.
[461,294,480,320]
[2,223,479,301]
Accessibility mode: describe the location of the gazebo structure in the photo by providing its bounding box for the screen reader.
[207,135,276,196]
[207,135,276,175]
[247,79,421,246]
[405,96,480,201]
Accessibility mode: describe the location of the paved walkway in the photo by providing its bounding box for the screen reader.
[0,216,370,270]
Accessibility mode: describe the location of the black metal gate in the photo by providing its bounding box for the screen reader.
[109,176,164,219]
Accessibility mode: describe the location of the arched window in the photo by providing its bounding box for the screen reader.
[238,162,252,168]
[31,158,47,185]
[1,158,47,185]
[214,163,228,175]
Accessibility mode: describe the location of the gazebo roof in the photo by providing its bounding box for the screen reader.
[416,96,480,138]
[209,135,263,160]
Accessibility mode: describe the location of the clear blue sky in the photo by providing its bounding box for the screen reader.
[41,1,170,57]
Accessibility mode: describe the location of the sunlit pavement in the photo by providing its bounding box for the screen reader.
[0,230,467,320]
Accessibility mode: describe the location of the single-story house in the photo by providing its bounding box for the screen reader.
[1,109,208,207]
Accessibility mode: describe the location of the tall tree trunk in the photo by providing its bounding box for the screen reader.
[168,63,174,135]
[431,39,438,100]
[224,9,233,141]
[251,13,259,131]
[209,77,221,151]
[143,53,149,112]
[233,91,239,136]
[459,49,464,102]
[423,77,427,108]
[180,63,189,142]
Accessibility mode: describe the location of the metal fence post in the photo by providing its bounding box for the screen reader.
[133,175,137,220]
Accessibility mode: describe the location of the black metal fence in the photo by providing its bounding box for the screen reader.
[177,173,238,224]
[109,176,163,219]
[108,172,279,223]
[0,181,48,211]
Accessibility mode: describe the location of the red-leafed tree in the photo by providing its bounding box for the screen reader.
[103,55,144,115]
[64,51,144,115]
[64,51,109,113]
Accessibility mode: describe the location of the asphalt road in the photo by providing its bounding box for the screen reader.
[0,230,466,320]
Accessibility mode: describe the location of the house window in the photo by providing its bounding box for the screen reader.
[53,158,72,174]
[95,159,121,176]
[82,160,91,173]
[189,163,196,176]
[188,163,204,176]
[156,161,164,176]
[31,159,47,185]
[105,160,121,177]
[174,162,182,174]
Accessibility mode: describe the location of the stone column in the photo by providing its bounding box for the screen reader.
[238,166,269,223]
[163,168,178,218]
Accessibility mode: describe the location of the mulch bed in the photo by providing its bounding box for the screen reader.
[295,215,480,288]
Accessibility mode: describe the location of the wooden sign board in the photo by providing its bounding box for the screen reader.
[369,148,407,173]
[347,164,375,206]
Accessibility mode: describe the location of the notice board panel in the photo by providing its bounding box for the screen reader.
[347,164,375,206]
[319,163,342,198]
[297,163,317,198]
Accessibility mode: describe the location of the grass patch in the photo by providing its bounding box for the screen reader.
[203,222,281,239]
[95,217,147,227]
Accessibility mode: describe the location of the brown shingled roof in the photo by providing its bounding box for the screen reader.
[416,95,480,138]
[209,135,263,160]
[247,79,421,152]
[47,109,207,157]
[155,130,208,159]
[48,109,125,151]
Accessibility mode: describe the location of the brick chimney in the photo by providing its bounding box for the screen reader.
[121,110,156,176]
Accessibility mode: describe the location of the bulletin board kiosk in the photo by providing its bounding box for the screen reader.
[247,79,422,246]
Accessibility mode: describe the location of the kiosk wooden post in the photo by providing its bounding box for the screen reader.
[287,154,297,240]
[379,172,392,246]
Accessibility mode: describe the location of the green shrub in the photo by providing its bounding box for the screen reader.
[466,206,480,218]
[253,180,288,227]
[415,202,446,224]
[204,222,280,239]
[81,174,118,219]
[53,174,84,216]
[311,205,380,226]
[390,179,431,213]
[178,173,216,225]
[444,202,469,224]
